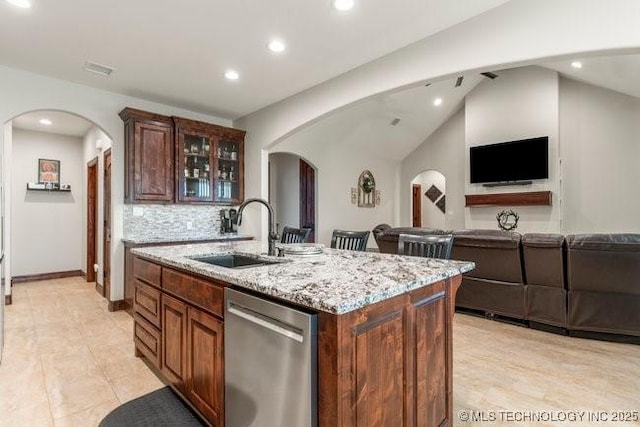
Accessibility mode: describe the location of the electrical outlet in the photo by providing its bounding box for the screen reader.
[132,207,144,217]
[186,221,194,230]
[93,263,99,273]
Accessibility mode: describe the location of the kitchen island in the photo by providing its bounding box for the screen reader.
[131,241,474,427]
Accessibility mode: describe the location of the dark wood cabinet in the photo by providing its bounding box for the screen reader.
[161,294,187,391]
[133,257,225,426]
[120,108,174,203]
[186,306,224,427]
[174,116,245,205]
[120,108,245,205]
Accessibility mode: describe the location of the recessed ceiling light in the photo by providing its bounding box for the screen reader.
[225,70,239,81]
[5,0,31,8]
[571,61,583,69]
[433,98,443,107]
[268,39,286,53]
[39,118,52,125]
[332,0,354,11]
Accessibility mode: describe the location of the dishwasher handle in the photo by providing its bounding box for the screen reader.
[227,300,305,343]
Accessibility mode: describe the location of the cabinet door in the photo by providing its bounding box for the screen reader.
[161,294,187,391]
[133,120,174,202]
[213,135,244,205]
[186,307,224,427]
[176,127,214,203]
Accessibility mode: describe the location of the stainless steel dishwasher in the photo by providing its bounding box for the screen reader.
[224,288,317,427]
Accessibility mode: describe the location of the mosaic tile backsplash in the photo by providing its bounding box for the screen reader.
[124,204,231,242]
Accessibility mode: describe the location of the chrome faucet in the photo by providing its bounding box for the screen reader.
[237,198,279,256]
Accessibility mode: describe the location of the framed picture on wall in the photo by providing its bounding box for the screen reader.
[38,158,60,184]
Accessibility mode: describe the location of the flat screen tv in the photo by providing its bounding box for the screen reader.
[470,136,549,184]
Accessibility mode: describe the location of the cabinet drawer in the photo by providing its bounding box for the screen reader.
[162,268,224,318]
[134,279,162,328]
[134,257,161,288]
[134,313,161,368]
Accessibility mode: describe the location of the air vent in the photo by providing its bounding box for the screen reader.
[390,118,401,126]
[481,72,498,80]
[455,76,464,87]
[83,61,115,77]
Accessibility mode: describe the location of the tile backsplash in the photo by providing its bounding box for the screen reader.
[124,204,229,241]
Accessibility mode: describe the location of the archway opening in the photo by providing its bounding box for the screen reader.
[410,170,446,230]
[3,109,114,302]
[268,152,318,243]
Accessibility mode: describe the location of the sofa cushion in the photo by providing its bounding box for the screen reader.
[452,229,521,249]
[451,230,523,283]
[522,233,565,288]
[566,233,640,252]
[567,233,640,294]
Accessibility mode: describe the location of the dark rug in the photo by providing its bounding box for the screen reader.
[99,386,206,427]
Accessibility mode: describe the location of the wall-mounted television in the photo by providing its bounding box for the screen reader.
[470,136,549,184]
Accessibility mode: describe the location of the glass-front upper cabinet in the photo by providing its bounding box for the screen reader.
[213,136,243,204]
[174,118,214,203]
[174,116,245,205]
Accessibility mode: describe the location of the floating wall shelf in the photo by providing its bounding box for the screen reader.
[465,191,552,207]
[26,182,71,192]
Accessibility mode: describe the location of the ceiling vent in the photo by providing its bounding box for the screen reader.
[455,76,464,87]
[83,61,115,77]
[390,118,401,126]
[481,71,498,80]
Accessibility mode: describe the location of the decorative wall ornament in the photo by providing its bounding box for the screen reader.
[358,170,376,207]
[435,195,446,214]
[350,187,358,204]
[496,209,520,231]
[424,185,442,203]
[375,189,381,206]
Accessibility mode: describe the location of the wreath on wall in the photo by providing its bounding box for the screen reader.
[496,209,519,231]
[361,175,375,194]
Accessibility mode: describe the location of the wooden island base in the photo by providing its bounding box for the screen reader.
[318,276,460,427]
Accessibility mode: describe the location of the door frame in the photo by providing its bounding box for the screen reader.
[86,157,98,283]
[412,184,422,227]
[103,148,111,300]
[299,159,316,243]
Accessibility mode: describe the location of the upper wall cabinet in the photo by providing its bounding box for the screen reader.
[119,108,246,205]
[173,117,245,205]
[120,108,175,204]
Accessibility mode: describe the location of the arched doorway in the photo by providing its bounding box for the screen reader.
[268,152,317,242]
[410,170,446,229]
[3,109,114,303]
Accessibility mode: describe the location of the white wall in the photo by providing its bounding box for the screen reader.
[464,67,560,232]
[0,65,230,300]
[401,108,466,230]
[82,126,113,285]
[560,77,640,233]
[411,170,446,230]
[271,142,396,249]
[235,0,640,241]
[268,153,301,229]
[11,129,84,276]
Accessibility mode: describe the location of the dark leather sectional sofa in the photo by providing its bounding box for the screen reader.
[373,224,640,342]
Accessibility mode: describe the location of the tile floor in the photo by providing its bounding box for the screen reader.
[1,277,639,426]
[0,277,163,427]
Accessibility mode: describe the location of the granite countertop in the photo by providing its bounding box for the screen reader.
[122,234,253,245]
[131,241,475,314]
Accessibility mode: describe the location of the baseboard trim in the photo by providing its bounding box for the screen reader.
[11,270,84,284]
[5,294,12,305]
[95,281,104,295]
[108,299,128,312]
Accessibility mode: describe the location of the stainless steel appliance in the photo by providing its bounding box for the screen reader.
[224,288,317,427]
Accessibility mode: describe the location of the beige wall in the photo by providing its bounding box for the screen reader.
[560,77,640,233]
[11,129,84,276]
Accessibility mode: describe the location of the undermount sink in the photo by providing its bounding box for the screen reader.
[190,253,280,269]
